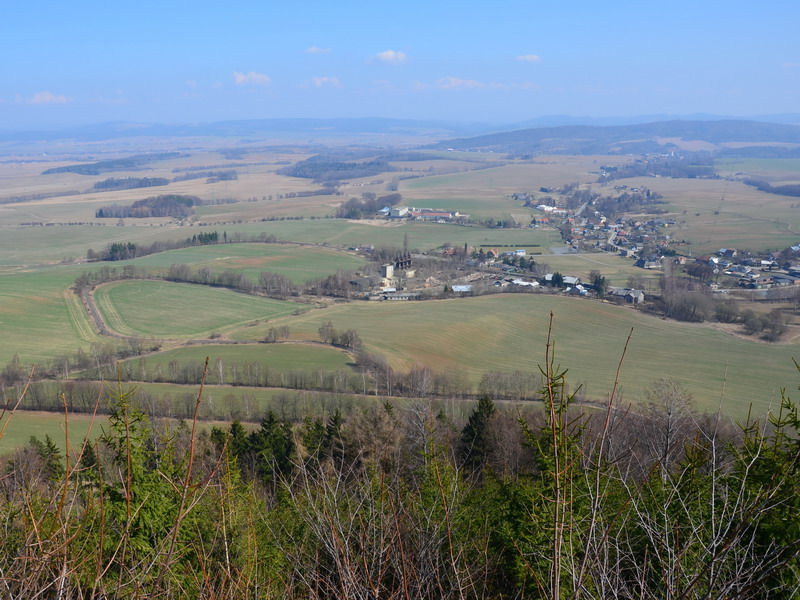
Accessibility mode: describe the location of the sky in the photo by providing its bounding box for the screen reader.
[2,0,799,129]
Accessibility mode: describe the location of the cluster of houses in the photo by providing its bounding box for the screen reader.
[686,248,800,289]
[378,205,469,222]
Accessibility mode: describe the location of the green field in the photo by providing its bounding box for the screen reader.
[0,267,102,365]
[122,342,354,373]
[125,243,366,283]
[229,294,799,416]
[94,280,304,338]
[0,410,108,453]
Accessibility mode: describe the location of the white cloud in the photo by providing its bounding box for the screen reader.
[185,80,198,88]
[435,77,486,90]
[28,91,72,105]
[311,76,341,88]
[233,71,271,86]
[374,50,407,64]
[306,46,331,54]
[783,61,800,68]
[517,54,541,63]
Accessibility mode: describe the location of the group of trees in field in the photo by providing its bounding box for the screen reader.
[277,154,396,184]
[335,192,403,219]
[656,275,790,340]
[95,194,202,218]
[2,363,798,598]
[593,188,664,217]
[317,321,362,351]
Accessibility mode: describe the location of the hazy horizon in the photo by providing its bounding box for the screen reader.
[4,1,799,129]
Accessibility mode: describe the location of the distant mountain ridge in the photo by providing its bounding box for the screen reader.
[434,120,800,155]
[2,116,800,148]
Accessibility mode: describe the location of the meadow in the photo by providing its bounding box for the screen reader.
[0,410,108,453]
[93,280,304,338]
[0,267,101,365]
[121,342,355,373]
[126,243,366,283]
[229,294,799,417]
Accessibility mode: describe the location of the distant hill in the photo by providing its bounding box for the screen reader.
[0,118,493,143]
[4,117,800,150]
[434,120,800,156]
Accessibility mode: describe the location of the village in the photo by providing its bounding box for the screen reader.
[344,188,800,330]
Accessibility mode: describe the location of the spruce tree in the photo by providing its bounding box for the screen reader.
[461,394,496,470]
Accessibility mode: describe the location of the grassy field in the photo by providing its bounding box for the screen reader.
[94,280,305,338]
[0,222,558,366]
[125,243,366,283]
[0,410,108,453]
[122,342,355,373]
[229,294,799,417]
[0,267,102,365]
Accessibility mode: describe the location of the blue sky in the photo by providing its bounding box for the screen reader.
[2,0,799,128]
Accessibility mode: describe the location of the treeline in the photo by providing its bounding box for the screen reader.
[745,178,800,198]
[85,230,266,261]
[80,356,539,402]
[161,263,358,299]
[0,335,158,387]
[42,152,185,175]
[74,255,356,301]
[172,169,238,182]
[1,364,798,598]
[92,177,170,191]
[282,187,338,198]
[0,376,383,423]
[335,192,402,218]
[91,171,240,190]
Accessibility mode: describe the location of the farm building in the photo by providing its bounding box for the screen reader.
[609,287,645,304]
[389,206,410,218]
